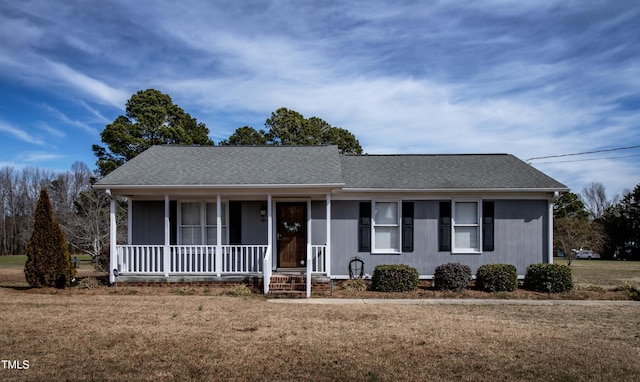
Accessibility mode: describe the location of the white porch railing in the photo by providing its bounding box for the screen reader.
[171,245,216,273]
[117,245,165,274]
[116,245,268,275]
[221,245,266,273]
[311,245,327,274]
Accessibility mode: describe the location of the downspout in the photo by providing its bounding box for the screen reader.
[548,191,560,264]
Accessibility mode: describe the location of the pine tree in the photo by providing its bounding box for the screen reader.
[24,188,75,288]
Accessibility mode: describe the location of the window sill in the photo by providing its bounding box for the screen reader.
[371,250,402,255]
[451,250,482,255]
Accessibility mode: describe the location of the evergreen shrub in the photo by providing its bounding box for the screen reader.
[524,263,573,293]
[372,264,419,292]
[434,263,471,291]
[475,264,518,292]
[24,188,75,288]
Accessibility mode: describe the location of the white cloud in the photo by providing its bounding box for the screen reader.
[18,151,64,163]
[45,61,128,109]
[42,104,100,136]
[37,122,66,138]
[0,121,44,145]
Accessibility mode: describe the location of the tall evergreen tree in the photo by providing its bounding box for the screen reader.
[221,107,363,154]
[93,89,213,176]
[24,188,74,288]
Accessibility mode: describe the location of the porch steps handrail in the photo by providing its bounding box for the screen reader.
[311,245,327,274]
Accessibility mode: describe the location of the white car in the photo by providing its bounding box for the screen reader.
[574,250,600,260]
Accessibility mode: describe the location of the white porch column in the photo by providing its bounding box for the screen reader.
[164,195,171,276]
[326,193,331,277]
[267,194,273,263]
[264,194,273,295]
[306,200,312,298]
[216,194,222,277]
[108,191,117,284]
[548,197,554,264]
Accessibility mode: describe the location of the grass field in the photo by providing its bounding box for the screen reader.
[554,258,640,287]
[0,256,638,381]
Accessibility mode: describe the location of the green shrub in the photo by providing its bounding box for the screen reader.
[24,188,75,288]
[434,263,471,291]
[524,263,573,293]
[372,264,419,292]
[475,264,517,292]
[341,278,368,292]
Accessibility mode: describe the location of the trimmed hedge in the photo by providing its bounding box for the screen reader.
[434,263,471,291]
[475,264,518,292]
[524,263,573,293]
[372,264,419,292]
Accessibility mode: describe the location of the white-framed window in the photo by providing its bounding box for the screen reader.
[179,201,227,245]
[372,200,401,253]
[452,199,481,253]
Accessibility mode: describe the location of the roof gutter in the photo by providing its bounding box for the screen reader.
[93,183,346,190]
[338,187,570,193]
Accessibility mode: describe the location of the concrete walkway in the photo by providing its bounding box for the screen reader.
[268,298,639,306]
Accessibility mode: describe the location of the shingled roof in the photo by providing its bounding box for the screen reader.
[341,154,567,190]
[95,145,344,187]
[95,145,568,191]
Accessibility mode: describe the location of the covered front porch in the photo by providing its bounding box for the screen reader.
[108,192,333,297]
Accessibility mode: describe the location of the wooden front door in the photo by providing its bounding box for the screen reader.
[277,202,306,268]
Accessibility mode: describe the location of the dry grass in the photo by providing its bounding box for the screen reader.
[555,259,640,287]
[0,289,638,381]
[0,256,639,380]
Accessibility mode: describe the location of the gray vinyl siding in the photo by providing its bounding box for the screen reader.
[311,201,327,245]
[330,199,548,277]
[240,201,268,244]
[131,201,165,245]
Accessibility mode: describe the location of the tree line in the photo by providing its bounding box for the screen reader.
[0,162,122,259]
[554,181,640,262]
[3,88,638,264]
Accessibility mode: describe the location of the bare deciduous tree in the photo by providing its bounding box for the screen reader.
[554,217,605,266]
[581,182,618,220]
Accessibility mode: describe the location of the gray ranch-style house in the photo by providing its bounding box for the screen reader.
[94,145,568,296]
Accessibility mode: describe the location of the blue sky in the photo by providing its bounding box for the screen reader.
[0,0,638,197]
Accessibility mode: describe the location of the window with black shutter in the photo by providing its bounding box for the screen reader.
[402,202,414,252]
[229,201,242,245]
[439,201,452,252]
[358,202,371,252]
[482,201,494,252]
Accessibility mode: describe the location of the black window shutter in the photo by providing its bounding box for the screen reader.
[358,202,371,252]
[229,201,242,245]
[402,202,414,252]
[482,201,494,252]
[439,201,451,252]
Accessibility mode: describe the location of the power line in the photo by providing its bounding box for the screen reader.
[527,145,640,163]
[531,153,640,165]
